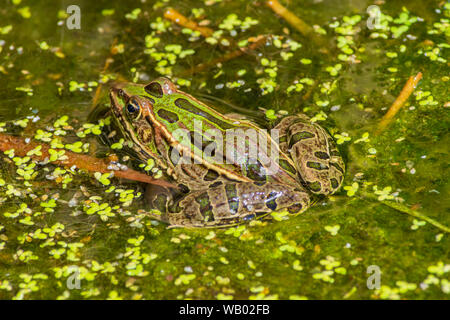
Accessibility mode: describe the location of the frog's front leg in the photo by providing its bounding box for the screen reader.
[274,115,345,195]
[164,182,311,228]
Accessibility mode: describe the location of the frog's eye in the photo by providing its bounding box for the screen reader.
[125,99,141,119]
[144,82,163,98]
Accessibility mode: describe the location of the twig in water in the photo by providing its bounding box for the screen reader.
[381,200,449,233]
[266,0,314,37]
[362,191,449,233]
[376,72,423,134]
[180,35,268,76]
[0,133,177,189]
[266,0,327,50]
[164,8,214,38]
[92,38,118,108]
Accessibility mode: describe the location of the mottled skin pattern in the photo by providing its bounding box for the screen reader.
[109,78,345,228]
[274,116,345,195]
[166,183,311,227]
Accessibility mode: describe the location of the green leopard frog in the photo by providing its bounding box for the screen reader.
[109,78,345,227]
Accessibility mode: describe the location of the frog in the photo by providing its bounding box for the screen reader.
[109,77,345,227]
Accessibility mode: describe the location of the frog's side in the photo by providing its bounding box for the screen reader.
[109,78,345,227]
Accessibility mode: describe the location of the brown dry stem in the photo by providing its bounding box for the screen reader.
[164,8,214,38]
[180,35,268,76]
[0,133,177,188]
[376,72,423,134]
[266,0,327,50]
[266,0,314,36]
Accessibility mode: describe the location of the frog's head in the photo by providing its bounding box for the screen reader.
[110,82,145,122]
[109,77,177,122]
[109,78,176,162]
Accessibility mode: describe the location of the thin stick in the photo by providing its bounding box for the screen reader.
[180,35,268,76]
[0,133,177,189]
[164,8,214,38]
[163,7,236,51]
[92,38,117,108]
[266,0,314,37]
[376,72,423,134]
[362,192,449,233]
[266,0,328,51]
[381,200,449,233]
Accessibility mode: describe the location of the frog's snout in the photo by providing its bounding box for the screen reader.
[110,84,130,103]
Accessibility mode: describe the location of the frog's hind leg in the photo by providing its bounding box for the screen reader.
[272,115,308,154]
[274,115,345,195]
[164,182,311,228]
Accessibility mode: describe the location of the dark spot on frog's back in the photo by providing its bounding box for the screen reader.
[265,191,279,211]
[314,151,330,160]
[177,184,190,194]
[204,169,219,181]
[157,109,179,123]
[195,192,210,209]
[279,159,297,175]
[330,178,339,189]
[210,181,222,188]
[144,82,163,98]
[225,184,239,214]
[307,161,329,170]
[288,131,315,149]
[245,160,267,182]
[330,162,345,174]
[175,98,206,116]
[195,192,214,221]
[306,181,322,192]
[174,98,234,130]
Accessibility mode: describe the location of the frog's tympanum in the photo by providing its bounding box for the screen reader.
[109,78,345,227]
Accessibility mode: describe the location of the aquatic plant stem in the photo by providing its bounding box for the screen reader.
[382,201,449,233]
[180,35,268,76]
[0,133,177,188]
[92,38,117,109]
[362,192,449,233]
[266,0,314,37]
[266,0,327,50]
[164,8,214,37]
[376,72,423,134]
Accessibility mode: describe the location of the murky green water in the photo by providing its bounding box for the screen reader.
[0,0,448,299]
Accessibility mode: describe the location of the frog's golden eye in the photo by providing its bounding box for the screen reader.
[125,99,141,120]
